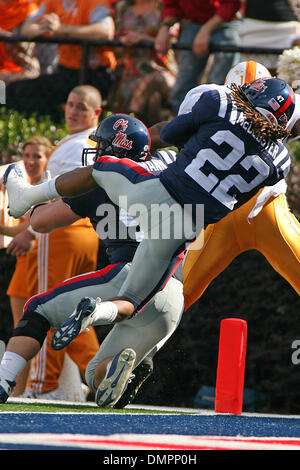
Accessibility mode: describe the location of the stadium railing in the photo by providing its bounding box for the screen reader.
[0,34,287,84]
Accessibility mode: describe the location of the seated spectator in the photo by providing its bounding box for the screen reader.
[238,0,300,75]
[111,0,177,126]
[5,0,116,122]
[154,0,242,115]
[0,0,40,84]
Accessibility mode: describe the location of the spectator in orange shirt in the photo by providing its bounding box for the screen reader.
[5,0,116,122]
[0,0,40,84]
[0,136,51,395]
[4,137,52,327]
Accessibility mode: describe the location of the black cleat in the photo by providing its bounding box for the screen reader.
[114,355,153,409]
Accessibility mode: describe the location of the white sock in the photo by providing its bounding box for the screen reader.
[93,300,118,326]
[44,177,61,200]
[26,176,60,206]
[0,351,27,382]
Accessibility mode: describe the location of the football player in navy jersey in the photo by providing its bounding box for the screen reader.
[139,61,300,310]
[0,115,184,407]
[176,62,300,310]
[2,79,296,404]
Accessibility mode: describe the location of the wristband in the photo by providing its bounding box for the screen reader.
[27,225,39,237]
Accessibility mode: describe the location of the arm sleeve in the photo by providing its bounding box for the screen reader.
[161,90,219,146]
[161,0,241,22]
[161,0,183,20]
[160,112,197,147]
[62,187,104,219]
[62,195,88,218]
[27,3,46,22]
[90,5,112,24]
[215,0,242,22]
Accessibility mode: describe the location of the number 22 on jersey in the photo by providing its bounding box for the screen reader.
[185,130,270,209]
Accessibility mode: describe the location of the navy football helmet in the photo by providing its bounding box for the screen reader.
[82,113,150,165]
[242,77,295,127]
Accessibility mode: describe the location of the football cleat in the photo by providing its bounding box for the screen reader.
[0,377,15,403]
[95,348,136,408]
[114,355,153,409]
[3,164,33,218]
[51,297,99,350]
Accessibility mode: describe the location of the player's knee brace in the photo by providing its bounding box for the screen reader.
[13,309,50,346]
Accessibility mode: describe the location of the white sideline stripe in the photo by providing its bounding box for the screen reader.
[1,432,300,450]
[5,398,300,420]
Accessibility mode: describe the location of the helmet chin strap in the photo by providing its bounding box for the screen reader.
[256,107,278,127]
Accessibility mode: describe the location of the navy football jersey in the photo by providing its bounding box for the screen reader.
[63,150,177,264]
[160,87,291,225]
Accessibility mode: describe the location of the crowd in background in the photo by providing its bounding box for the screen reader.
[0,0,299,126]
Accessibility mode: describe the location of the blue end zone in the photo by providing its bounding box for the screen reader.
[1,412,300,438]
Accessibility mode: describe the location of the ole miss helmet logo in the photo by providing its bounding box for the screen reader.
[249,78,267,93]
[112,119,133,151]
[113,119,129,132]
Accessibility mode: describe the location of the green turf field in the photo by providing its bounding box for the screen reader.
[0,400,193,414]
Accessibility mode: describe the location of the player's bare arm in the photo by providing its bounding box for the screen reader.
[30,199,81,233]
[55,165,97,197]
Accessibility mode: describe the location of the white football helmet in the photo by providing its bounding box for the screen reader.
[224,60,271,87]
[178,60,272,116]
